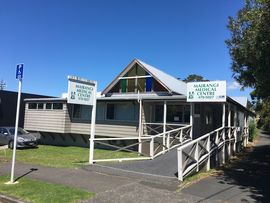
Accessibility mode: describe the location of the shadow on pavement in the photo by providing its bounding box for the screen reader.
[215,132,270,202]
[15,168,38,182]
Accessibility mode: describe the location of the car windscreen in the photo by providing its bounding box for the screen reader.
[8,128,29,135]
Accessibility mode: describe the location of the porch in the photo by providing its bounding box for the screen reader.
[91,98,245,163]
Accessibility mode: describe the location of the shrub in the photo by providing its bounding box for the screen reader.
[249,119,257,142]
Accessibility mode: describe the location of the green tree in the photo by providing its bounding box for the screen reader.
[183,74,209,82]
[226,0,270,130]
[257,98,270,131]
[226,0,270,99]
[247,100,255,111]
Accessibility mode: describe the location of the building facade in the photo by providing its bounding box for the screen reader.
[23,59,255,150]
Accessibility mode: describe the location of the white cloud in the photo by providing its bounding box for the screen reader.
[227,81,241,90]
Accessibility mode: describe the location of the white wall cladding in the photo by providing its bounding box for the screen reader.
[24,102,139,138]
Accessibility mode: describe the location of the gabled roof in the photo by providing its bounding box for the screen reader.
[102,59,187,95]
[231,97,248,108]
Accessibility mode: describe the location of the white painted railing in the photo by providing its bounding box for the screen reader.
[243,126,249,147]
[177,126,248,181]
[92,125,192,163]
[142,123,186,135]
[151,125,192,159]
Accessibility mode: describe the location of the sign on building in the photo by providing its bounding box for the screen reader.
[67,76,96,106]
[187,81,226,102]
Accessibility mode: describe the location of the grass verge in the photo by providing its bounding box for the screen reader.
[0,145,139,168]
[178,169,221,190]
[0,175,94,203]
[179,141,258,190]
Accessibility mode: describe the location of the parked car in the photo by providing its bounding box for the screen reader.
[0,127,38,149]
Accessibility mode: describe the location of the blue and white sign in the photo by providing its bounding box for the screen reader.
[16,64,24,79]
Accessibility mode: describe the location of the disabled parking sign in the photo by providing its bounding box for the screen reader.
[16,64,24,79]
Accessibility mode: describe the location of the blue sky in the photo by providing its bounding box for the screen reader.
[0,0,252,98]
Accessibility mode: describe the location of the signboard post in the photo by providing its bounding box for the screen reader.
[186,81,227,141]
[187,81,226,102]
[67,76,97,164]
[9,64,24,184]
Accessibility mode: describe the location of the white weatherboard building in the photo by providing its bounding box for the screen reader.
[24,59,255,170]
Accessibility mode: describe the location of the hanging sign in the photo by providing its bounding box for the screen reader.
[187,81,226,102]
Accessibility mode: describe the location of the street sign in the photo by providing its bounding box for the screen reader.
[9,64,24,184]
[187,81,227,102]
[16,64,24,79]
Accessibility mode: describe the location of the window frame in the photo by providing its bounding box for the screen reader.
[45,103,52,110]
[105,102,137,122]
[37,103,44,110]
[52,103,63,110]
[154,103,191,124]
[72,104,92,122]
[28,103,37,109]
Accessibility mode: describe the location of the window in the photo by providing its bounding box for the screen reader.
[106,103,136,121]
[155,104,190,123]
[37,103,44,109]
[53,103,63,110]
[9,128,28,135]
[2,128,9,135]
[108,65,168,94]
[184,106,190,123]
[205,111,213,125]
[28,102,63,110]
[28,103,37,109]
[167,105,183,123]
[155,105,164,122]
[46,103,52,109]
[106,104,115,120]
[73,104,91,121]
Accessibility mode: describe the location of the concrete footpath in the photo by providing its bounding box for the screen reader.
[0,161,197,202]
[0,131,269,202]
[182,131,270,203]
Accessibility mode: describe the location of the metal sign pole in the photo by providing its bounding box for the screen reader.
[8,63,24,184]
[10,79,22,183]
[89,82,97,164]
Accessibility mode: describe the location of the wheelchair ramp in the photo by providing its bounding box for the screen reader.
[94,148,179,179]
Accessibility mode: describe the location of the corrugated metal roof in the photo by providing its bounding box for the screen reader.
[24,98,67,102]
[230,97,248,108]
[98,94,186,101]
[136,59,187,95]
